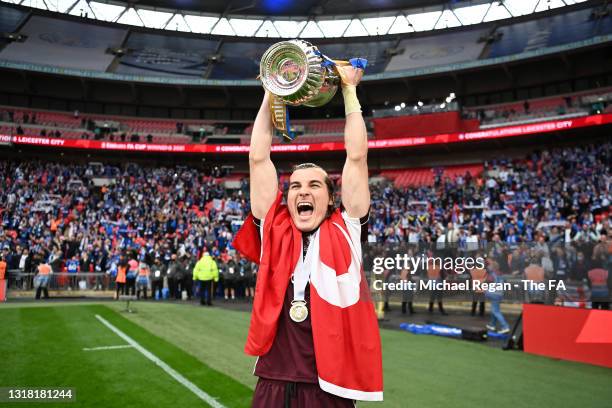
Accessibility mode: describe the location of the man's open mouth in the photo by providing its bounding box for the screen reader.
[297,202,314,218]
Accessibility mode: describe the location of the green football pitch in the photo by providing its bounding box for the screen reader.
[1,302,611,408]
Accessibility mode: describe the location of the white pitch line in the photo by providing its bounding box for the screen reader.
[83,345,134,351]
[95,314,226,408]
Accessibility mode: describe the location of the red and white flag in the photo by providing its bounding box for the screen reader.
[234,193,383,401]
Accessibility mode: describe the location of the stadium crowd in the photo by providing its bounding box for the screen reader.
[369,143,610,247]
[0,142,610,306]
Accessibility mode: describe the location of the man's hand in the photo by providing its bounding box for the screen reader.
[336,64,364,87]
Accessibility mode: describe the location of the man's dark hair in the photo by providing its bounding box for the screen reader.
[285,163,335,217]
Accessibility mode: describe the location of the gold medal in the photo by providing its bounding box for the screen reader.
[289,300,308,323]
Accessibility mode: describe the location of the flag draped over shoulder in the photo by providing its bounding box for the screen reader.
[233,193,383,401]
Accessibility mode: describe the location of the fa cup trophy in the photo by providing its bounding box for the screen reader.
[259,39,367,141]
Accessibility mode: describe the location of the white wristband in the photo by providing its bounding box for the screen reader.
[342,85,361,116]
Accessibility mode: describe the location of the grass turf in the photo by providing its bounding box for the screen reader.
[0,303,252,407]
[2,301,611,407]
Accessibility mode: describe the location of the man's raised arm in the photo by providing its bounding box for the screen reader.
[249,91,278,219]
[339,66,370,219]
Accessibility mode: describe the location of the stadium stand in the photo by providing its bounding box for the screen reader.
[115,32,219,78]
[1,83,610,144]
[385,28,488,72]
[0,143,608,271]
[372,111,480,139]
[369,144,610,244]
[380,163,484,188]
[464,87,612,126]
[0,105,352,143]
[4,83,610,143]
[486,7,612,58]
[208,41,273,80]
[1,3,609,80]
[0,15,126,71]
[0,4,27,33]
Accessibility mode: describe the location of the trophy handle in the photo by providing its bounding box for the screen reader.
[268,94,296,141]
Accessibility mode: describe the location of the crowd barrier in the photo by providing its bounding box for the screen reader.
[6,270,116,292]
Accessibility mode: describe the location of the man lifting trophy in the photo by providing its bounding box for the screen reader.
[233,39,383,407]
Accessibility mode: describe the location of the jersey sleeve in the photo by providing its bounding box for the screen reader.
[252,217,264,239]
[340,208,370,257]
[252,217,265,261]
[339,206,370,244]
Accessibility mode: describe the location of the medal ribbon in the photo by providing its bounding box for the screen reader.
[292,232,317,303]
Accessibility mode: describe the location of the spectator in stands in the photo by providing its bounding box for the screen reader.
[126,255,138,296]
[427,250,447,315]
[136,259,150,300]
[485,260,510,334]
[0,254,6,293]
[48,248,62,275]
[469,261,487,317]
[150,257,165,300]
[592,230,610,265]
[222,257,236,301]
[4,247,16,289]
[93,245,107,291]
[166,254,184,300]
[4,248,15,271]
[66,255,79,290]
[0,142,608,303]
[180,255,193,300]
[551,245,572,282]
[523,255,546,303]
[235,253,251,301]
[34,261,51,300]
[193,250,218,306]
[587,258,610,310]
[80,251,93,278]
[16,248,31,289]
[571,251,589,281]
[400,267,415,315]
[115,254,127,299]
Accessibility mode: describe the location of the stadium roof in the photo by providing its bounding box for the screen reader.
[3,0,589,38]
[99,0,452,17]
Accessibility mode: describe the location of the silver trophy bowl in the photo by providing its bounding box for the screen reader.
[259,39,339,108]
